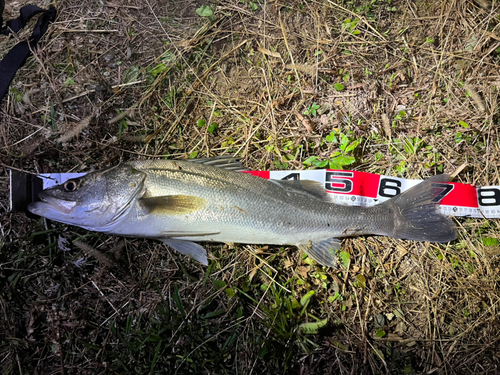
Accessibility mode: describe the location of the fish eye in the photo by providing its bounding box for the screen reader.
[63,180,78,192]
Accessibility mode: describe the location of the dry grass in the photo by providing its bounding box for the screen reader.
[1,0,500,374]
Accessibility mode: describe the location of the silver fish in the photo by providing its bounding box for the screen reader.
[28,157,457,266]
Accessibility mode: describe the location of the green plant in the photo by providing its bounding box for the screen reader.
[115,109,128,138]
[303,129,360,170]
[333,83,345,91]
[237,274,325,362]
[392,109,406,127]
[196,5,215,20]
[304,103,320,117]
[197,118,218,134]
[403,137,423,155]
[147,51,176,77]
[342,18,360,35]
[483,237,499,246]
[248,2,258,11]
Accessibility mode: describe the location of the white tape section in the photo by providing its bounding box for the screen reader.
[40,170,500,219]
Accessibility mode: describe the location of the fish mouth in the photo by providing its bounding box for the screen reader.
[28,193,77,217]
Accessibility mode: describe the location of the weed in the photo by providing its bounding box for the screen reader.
[342,18,360,35]
[304,102,320,117]
[334,83,345,91]
[304,129,360,169]
[196,5,215,20]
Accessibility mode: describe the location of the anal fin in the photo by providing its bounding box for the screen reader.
[161,239,208,265]
[297,238,341,267]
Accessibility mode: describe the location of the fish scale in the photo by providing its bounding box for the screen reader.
[28,157,457,266]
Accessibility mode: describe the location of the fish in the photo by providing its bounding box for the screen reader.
[28,157,457,267]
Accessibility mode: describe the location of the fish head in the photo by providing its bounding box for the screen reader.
[28,164,147,230]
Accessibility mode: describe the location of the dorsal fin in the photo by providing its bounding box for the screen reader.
[189,156,246,171]
[270,179,331,202]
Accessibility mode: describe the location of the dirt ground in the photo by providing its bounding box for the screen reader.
[1,0,500,374]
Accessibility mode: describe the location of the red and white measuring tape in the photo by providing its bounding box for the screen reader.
[246,170,500,219]
[19,170,500,219]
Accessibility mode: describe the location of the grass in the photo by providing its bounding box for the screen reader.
[1,0,500,373]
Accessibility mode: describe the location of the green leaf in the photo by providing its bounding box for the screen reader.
[201,310,226,319]
[373,348,385,360]
[334,83,345,91]
[300,290,315,306]
[403,365,414,374]
[339,251,350,268]
[459,120,469,128]
[304,102,320,117]
[273,160,289,170]
[303,156,318,166]
[146,334,162,342]
[208,122,218,134]
[196,5,214,17]
[64,77,75,87]
[376,328,386,338]
[172,285,186,318]
[483,237,499,246]
[345,139,360,153]
[330,155,355,166]
[249,2,258,11]
[394,308,404,318]
[299,318,328,334]
[213,280,226,290]
[290,297,301,309]
[325,131,337,143]
[356,274,366,289]
[339,134,350,151]
[197,119,206,127]
[123,65,140,84]
[394,110,406,120]
[312,159,328,168]
[330,340,348,351]
[327,292,341,303]
[148,63,169,77]
[224,288,236,298]
[258,344,269,358]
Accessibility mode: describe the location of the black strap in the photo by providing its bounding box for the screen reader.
[0,4,57,102]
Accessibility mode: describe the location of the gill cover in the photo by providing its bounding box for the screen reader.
[28,164,146,230]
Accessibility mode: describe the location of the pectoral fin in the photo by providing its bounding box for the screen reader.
[140,195,206,215]
[161,239,208,265]
[297,238,341,267]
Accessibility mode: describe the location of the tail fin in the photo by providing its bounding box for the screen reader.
[378,174,457,242]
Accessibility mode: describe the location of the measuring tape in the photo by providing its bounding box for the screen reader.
[10,169,500,218]
[246,170,500,219]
